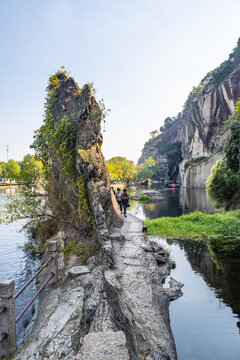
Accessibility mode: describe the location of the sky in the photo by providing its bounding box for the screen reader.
[0,0,240,163]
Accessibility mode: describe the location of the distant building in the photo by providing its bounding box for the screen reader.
[0,178,17,184]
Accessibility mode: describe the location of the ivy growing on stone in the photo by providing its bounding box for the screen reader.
[31,68,95,229]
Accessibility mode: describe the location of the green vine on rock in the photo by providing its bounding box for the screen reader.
[31,68,95,229]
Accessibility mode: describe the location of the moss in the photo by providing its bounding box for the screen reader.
[62,240,100,264]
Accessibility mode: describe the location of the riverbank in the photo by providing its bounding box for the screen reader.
[144,210,240,241]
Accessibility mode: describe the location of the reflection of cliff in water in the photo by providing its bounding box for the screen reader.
[169,239,240,329]
[179,187,214,213]
[130,187,214,220]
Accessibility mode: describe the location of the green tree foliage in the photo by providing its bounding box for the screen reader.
[5,160,20,182]
[225,121,240,172]
[20,154,43,186]
[206,159,240,209]
[159,117,173,132]
[0,162,6,177]
[137,157,159,179]
[207,99,240,209]
[106,157,137,183]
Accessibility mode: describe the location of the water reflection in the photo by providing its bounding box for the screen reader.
[170,239,240,327]
[129,186,214,220]
[152,236,240,360]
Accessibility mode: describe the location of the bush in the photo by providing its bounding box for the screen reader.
[138,195,150,202]
[206,160,240,209]
[25,217,60,243]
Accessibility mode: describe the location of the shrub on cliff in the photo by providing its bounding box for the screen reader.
[207,100,240,209]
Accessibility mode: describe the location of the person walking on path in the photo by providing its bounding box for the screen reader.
[121,188,130,218]
[115,188,123,213]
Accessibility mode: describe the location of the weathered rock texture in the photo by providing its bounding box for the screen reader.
[179,152,223,188]
[139,44,240,187]
[50,74,122,263]
[14,216,183,360]
[77,215,183,360]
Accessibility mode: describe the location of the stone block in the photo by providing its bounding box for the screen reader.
[48,240,58,252]
[0,280,14,298]
[68,266,90,278]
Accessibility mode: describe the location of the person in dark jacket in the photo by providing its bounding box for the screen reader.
[121,188,129,217]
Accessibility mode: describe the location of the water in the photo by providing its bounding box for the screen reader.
[1,185,240,357]
[0,188,40,345]
[128,185,240,360]
[129,186,214,220]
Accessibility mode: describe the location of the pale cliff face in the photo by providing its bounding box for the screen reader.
[140,67,240,186]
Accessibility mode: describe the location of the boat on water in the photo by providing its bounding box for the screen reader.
[164,183,180,188]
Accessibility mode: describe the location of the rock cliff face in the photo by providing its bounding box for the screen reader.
[51,74,122,231]
[179,153,223,188]
[139,42,240,187]
[48,74,122,264]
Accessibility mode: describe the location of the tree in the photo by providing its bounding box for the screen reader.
[5,160,20,183]
[106,157,137,183]
[137,157,159,180]
[20,154,43,186]
[0,162,6,177]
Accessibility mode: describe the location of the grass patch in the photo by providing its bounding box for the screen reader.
[144,210,240,240]
[138,195,150,202]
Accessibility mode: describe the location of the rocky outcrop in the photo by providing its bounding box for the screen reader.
[139,42,240,187]
[14,216,183,360]
[77,215,183,360]
[49,74,122,265]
